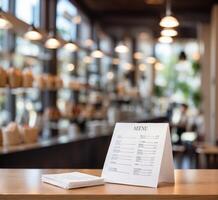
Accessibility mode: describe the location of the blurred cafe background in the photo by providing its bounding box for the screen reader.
[0,0,218,169]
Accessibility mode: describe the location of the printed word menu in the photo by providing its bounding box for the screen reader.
[102,123,174,188]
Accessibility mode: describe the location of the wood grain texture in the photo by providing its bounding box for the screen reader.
[0,169,218,200]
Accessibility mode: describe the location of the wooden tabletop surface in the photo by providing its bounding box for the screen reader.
[0,169,218,200]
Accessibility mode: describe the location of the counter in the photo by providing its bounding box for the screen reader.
[0,169,218,200]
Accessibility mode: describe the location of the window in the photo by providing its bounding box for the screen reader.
[0,0,9,12]
[15,0,40,26]
[155,40,201,106]
[56,0,77,41]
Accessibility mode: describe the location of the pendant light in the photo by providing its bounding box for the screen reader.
[66,63,75,72]
[123,63,133,71]
[161,28,177,37]
[0,8,12,29]
[158,36,173,43]
[134,52,143,60]
[138,63,147,72]
[155,62,164,71]
[146,56,156,64]
[159,0,179,28]
[45,31,61,49]
[64,41,78,52]
[91,49,104,58]
[115,41,129,53]
[107,71,114,80]
[24,24,42,41]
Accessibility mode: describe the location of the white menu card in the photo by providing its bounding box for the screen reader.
[102,123,174,188]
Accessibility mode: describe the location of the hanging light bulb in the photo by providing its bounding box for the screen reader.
[107,71,114,80]
[45,32,61,49]
[134,52,144,60]
[123,63,133,71]
[160,16,179,28]
[64,41,78,52]
[155,62,164,71]
[159,0,179,28]
[138,63,147,72]
[146,56,156,64]
[66,63,75,72]
[158,36,173,43]
[24,25,42,41]
[91,49,104,58]
[161,28,177,37]
[0,10,12,29]
[115,42,129,53]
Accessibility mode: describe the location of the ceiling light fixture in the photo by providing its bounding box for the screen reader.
[115,42,129,53]
[107,71,114,80]
[138,63,147,72]
[24,24,42,41]
[64,41,78,52]
[67,63,75,72]
[159,0,179,28]
[123,63,133,71]
[158,36,173,43]
[155,62,164,71]
[161,28,177,37]
[91,49,104,58]
[146,56,156,64]
[45,32,61,49]
[134,52,144,60]
[0,9,12,29]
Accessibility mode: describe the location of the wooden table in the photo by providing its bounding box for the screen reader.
[195,145,218,168]
[0,169,218,200]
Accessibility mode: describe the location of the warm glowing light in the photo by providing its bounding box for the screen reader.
[73,15,81,24]
[115,44,129,53]
[155,62,164,71]
[0,16,12,29]
[45,37,61,49]
[107,72,114,80]
[84,39,94,47]
[134,52,144,60]
[91,50,104,58]
[158,36,173,43]
[161,28,177,37]
[83,56,92,64]
[24,30,42,40]
[138,63,147,71]
[160,15,179,28]
[123,63,133,71]
[192,52,200,61]
[112,58,120,65]
[67,63,75,71]
[64,42,78,52]
[146,56,156,64]
[24,25,42,41]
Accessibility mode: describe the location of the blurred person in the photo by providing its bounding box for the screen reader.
[193,109,205,141]
[176,104,188,144]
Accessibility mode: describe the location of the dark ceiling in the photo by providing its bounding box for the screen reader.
[71,0,218,39]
